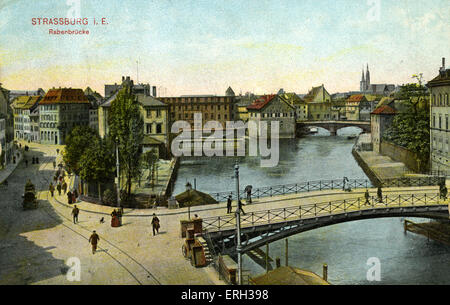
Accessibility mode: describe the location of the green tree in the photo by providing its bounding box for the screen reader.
[63,125,98,174]
[383,76,430,171]
[142,150,158,188]
[79,138,116,201]
[108,86,144,198]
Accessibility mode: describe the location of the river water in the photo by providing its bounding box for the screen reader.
[173,127,450,284]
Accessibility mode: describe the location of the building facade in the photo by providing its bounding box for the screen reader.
[0,85,14,165]
[304,85,332,121]
[427,58,450,174]
[29,107,40,143]
[371,105,396,154]
[345,94,371,121]
[138,94,170,158]
[247,94,296,138]
[39,88,90,145]
[158,89,237,128]
[11,96,41,141]
[279,92,307,122]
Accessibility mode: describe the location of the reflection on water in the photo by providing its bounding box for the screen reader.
[173,127,450,284]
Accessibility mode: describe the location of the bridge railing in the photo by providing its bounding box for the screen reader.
[209,177,445,202]
[202,192,444,232]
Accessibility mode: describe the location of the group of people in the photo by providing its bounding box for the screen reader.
[440,183,448,200]
[363,187,384,205]
[226,195,246,215]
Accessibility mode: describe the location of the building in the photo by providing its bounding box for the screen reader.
[427,58,450,174]
[304,85,332,121]
[0,118,5,167]
[0,85,14,165]
[158,88,237,128]
[8,88,45,102]
[11,95,41,141]
[345,94,371,121]
[279,92,307,121]
[371,105,396,153]
[29,107,40,143]
[104,76,157,98]
[360,64,396,96]
[138,94,170,158]
[39,88,90,145]
[84,87,103,132]
[247,94,296,138]
[234,93,258,122]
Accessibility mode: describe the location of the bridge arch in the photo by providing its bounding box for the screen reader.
[297,121,371,136]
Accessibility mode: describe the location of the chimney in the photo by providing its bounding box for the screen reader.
[442,57,446,70]
[152,86,157,97]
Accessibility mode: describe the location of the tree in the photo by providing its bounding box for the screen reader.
[79,138,116,201]
[383,76,430,171]
[108,86,144,199]
[142,150,158,188]
[63,125,98,174]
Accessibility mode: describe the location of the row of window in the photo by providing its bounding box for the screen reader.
[173,113,231,120]
[431,93,450,106]
[146,123,162,134]
[432,115,449,130]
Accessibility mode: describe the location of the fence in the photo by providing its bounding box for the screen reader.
[203,192,443,232]
[210,177,445,202]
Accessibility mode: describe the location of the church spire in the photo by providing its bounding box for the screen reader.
[365,63,370,90]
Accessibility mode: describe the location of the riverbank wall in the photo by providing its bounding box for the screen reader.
[380,141,427,173]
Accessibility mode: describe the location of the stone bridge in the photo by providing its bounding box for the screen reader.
[297,120,371,135]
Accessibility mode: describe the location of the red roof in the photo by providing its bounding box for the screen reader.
[346,94,365,103]
[40,88,89,105]
[247,94,277,110]
[371,105,396,115]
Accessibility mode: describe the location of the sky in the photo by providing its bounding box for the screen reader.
[0,0,449,96]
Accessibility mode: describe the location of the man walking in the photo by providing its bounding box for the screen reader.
[72,205,79,224]
[237,200,246,215]
[441,185,448,200]
[227,195,232,214]
[57,183,62,196]
[364,189,370,205]
[89,231,100,254]
[62,181,67,194]
[49,183,55,197]
[377,187,383,203]
[245,185,252,204]
[151,213,160,236]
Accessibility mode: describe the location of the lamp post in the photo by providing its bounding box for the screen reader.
[235,163,243,285]
[186,182,192,220]
[115,137,120,207]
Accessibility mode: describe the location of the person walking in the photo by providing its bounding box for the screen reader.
[245,185,252,204]
[89,231,100,254]
[237,200,246,215]
[53,160,56,170]
[377,187,383,203]
[227,195,232,214]
[62,181,67,194]
[364,189,370,205]
[72,205,79,224]
[57,183,62,196]
[441,186,448,200]
[67,190,72,204]
[49,183,55,197]
[151,213,160,236]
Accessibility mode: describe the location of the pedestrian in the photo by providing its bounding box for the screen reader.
[72,190,77,203]
[237,200,246,215]
[342,177,348,191]
[62,181,67,194]
[67,191,72,204]
[151,213,160,236]
[56,148,59,155]
[72,205,79,224]
[245,185,252,204]
[441,186,448,200]
[53,160,56,169]
[74,189,78,202]
[49,183,55,197]
[89,230,100,254]
[377,187,383,203]
[227,195,232,214]
[117,208,123,226]
[57,183,62,196]
[364,189,370,205]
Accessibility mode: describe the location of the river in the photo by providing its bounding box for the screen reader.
[173,127,450,284]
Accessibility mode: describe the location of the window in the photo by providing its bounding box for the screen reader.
[156,109,161,117]
[156,124,162,134]
[146,109,152,118]
[146,123,152,134]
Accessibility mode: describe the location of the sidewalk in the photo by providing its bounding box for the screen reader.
[0,149,22,184]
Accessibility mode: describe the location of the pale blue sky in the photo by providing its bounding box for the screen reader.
[0,0,448,96]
